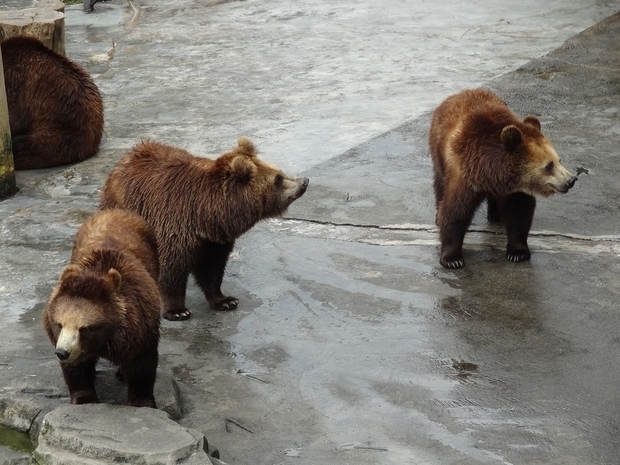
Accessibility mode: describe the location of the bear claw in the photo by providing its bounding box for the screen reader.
[440,259,465,269]
[507,253,530,262]
[163,309,192,321]
[215,298,238,311]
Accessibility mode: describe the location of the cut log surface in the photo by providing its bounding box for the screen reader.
[0,0,65,55]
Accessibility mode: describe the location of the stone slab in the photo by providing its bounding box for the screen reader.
[0,445,30,465]
[32,404,214,465]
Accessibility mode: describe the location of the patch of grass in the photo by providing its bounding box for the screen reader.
[63,0,82,5]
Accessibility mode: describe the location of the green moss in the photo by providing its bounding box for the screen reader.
[63,0,82,4]
[0,130,16,199]
[0,424,35,453]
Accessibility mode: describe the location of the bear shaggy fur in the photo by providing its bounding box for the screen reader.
[43,210,161,407]
[429,88,577,269]
[99,137,309,321]
[0,36,104,170]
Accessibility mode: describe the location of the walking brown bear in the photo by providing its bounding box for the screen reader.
[429,88,577,269]
[100,137,309,321]
[43,210,161,407]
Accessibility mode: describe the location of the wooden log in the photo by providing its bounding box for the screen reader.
[0,50,16,199]
[0,0,65,55]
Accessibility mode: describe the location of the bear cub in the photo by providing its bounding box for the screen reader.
[43,210,161,407]
[429,88,577,269]
[100,137,309,321]
[1,36,104,170]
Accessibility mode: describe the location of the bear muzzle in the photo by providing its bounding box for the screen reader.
[567,175,577,189]
[55,348,70,361]
[552,175,577,194]
[295,177,310,199]
[286,177,309,201]
[55,329,82,363]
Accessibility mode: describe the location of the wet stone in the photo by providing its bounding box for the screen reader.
[32,403,214,465]
[0,445,30,465]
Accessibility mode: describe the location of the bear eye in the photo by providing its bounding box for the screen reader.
[56,323,62,331]
[545,162,554,173]
[274,174,283,187]
[79,325,100,334]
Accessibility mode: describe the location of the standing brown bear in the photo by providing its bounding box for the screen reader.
[100,137,309,321]
[43,210,161,407]
[429,88,577,269]
[1,36,104,170]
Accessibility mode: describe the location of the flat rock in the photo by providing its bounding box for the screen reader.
[0,445,30,465]
[33,404,214,465]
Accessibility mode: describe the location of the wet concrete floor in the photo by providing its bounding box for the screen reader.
[1,1,620,464]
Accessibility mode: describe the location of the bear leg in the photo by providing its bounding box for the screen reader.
[437,188,484,269]
[192,241,238,311]
[159,263,192,321]
[60,359,99,404]
[124,349,158,408]
[499,193,536,262]
[486,195,502,223]
[433,171,445,226]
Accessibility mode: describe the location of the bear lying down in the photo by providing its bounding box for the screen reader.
[43,210,161,407]
[429,88,577,269]
[100,137,309,321]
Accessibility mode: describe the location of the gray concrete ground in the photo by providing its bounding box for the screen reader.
[1,0,620,464]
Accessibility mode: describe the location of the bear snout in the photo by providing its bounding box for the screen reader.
[289,177,309,200]
[55,348,70,361]
[299,177,309,194]
[567,176,577,189]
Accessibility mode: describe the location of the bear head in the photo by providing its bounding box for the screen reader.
[46,265,123,364]
[501,116,577,197]
[212,137,309,226]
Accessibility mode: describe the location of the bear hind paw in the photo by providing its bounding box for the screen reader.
[211,296,239,311]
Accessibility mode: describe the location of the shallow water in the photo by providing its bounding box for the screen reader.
[0,425,34,454]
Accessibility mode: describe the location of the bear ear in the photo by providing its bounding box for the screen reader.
[229,155,257,184]
[60,265,81,284]
[501,125,523,152]
[523,115,541,131]
[107,268,122,292]
[235,137,257,157]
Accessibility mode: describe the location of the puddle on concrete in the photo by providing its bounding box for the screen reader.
[0,425,34,453]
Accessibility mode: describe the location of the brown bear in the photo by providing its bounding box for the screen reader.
[99,137,309,321]
[0,36,104,170]
[429,88,577,269]
[42,209,161,407]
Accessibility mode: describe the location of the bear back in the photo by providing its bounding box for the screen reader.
[100,138,309,244]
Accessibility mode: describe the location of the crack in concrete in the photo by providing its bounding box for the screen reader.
[267,218,620,255]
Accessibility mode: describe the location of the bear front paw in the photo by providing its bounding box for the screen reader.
[70,389,99,405]
[163,308,192,321]
[440,249,465,269]
[506,248,531,262]
[128,396,157,408]
[440,257,465,269]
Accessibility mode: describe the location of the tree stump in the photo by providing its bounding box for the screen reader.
[0,51,16,200]
[0,0,65,55]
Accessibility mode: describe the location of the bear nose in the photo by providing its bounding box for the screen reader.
[301,177,309,189]
[55,348,70,361]
[567,176,577,189]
